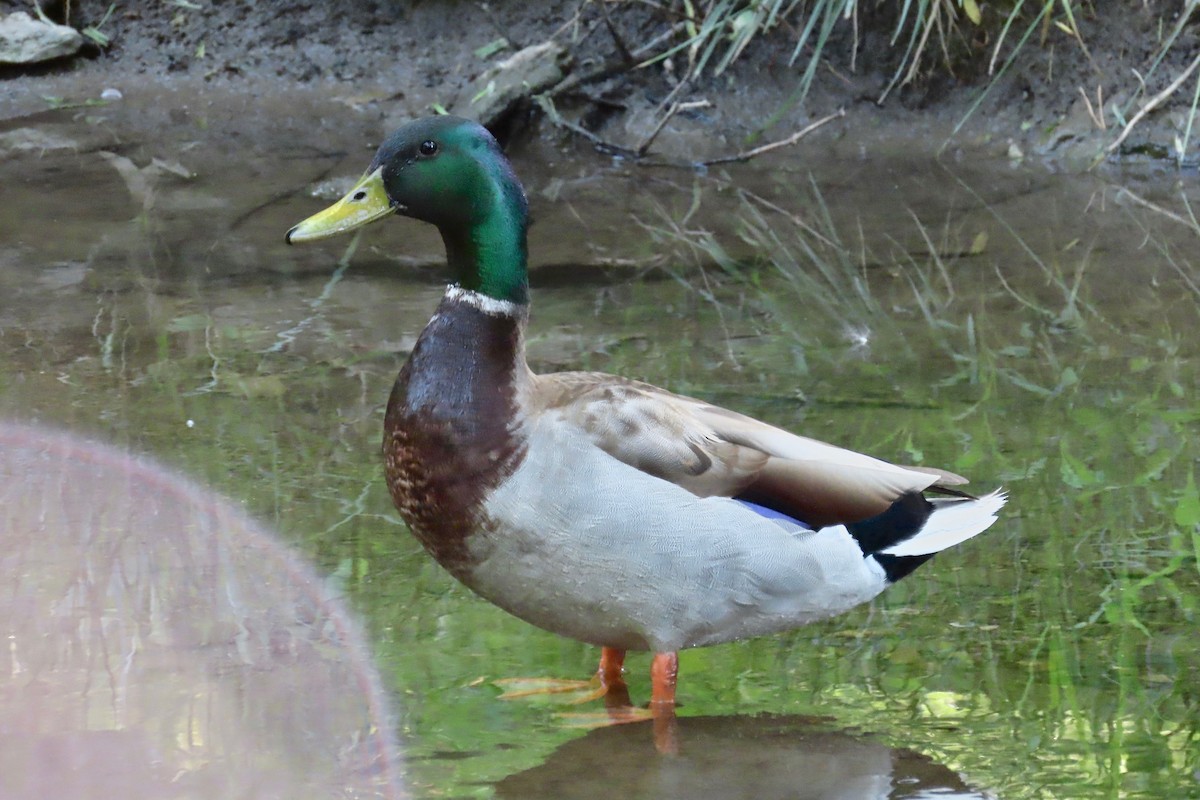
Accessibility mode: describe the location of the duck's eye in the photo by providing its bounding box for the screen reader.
[419,140,438,156]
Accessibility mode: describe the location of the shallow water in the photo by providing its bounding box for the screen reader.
[2,85,1199,799]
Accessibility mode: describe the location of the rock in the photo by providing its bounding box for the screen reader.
[450,41,569,127]
[0,11,84,64]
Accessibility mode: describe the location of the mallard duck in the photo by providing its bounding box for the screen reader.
[286,116,1005,711]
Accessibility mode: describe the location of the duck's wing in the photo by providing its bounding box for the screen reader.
[532,371,968,528]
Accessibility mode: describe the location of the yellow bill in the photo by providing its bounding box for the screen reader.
[286,167,394,244]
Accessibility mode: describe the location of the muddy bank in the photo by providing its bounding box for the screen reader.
[0,2,1195,307]
[2,2,1198,169]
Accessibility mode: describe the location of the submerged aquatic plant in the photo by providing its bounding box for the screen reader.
[632,166,1200,798]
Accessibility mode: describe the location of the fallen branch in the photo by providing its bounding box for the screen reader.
[543,22,685,100]
[535,94,638,157]
[538,95,844,168]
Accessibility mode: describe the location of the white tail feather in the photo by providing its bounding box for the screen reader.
[880,490,1007,557]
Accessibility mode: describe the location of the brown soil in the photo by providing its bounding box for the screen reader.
[2,1,1197,168]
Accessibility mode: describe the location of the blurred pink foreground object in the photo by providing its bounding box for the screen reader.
[0,421,406,800]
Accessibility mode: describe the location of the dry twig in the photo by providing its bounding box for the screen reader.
[1116,186,1196,230]
[1077,85,1106,130]
[700,109,845,165]
[635,99,712,156]
[1106,53,1200,154]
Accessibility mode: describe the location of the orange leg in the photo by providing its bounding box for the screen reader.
[650,651,679,709]
[650,652,680,755]
[595,646,636,713]
[653,710,680,756]
[597,646,626,688]
[558,648,680,749]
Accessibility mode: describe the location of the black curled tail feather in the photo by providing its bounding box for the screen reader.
[871,552,932,582]
[845,492,935,583]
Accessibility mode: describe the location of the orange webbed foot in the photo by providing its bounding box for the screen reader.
[494,646,629,705]
[495,647,681,753]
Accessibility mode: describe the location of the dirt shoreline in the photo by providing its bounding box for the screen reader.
[2,2,1197,171]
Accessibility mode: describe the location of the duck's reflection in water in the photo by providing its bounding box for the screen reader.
[495,713,989,800]
[0,422,405,800]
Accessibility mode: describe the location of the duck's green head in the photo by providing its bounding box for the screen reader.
[287,115,529,305]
